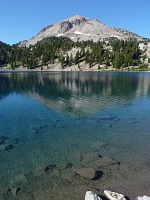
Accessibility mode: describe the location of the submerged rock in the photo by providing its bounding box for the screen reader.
[97,117,117,121]
[13,173,28,184]
[0,144,13,151]
[34,164,56,177]
[0,136,9,144]
[136,196,150,200]
[58,162,73,170]
[104,190,126,200]
[74,168,103,180]
[85,191,102,200]
[51,169,61,177]
[13,138,19,144]
[93,156,119,168]
[91,141,107,151]
[9,186,20,196]
[82,153,101,163]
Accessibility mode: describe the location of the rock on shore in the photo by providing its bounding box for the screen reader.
[85,191,101,200]
[136,196,150,200]
[104,190,126,200]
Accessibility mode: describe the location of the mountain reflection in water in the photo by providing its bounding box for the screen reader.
[0,71,150,115]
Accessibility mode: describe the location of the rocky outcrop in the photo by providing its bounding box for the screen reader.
[59,21,73,33]
[73,17,87,26]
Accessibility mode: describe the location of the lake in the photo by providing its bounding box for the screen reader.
[0,71,150,200]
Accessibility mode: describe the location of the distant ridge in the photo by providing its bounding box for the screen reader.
[23,15,145,46]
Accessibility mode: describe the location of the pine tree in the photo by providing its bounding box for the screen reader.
[66,53,69,66]
[59,53,64,68]
[75,50,79,65]
[113,52,125,69]
[85,49,90,63]
[105,59,110,67]
[69,53,73,67]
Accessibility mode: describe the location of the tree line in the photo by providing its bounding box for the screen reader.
[0,37,144,70]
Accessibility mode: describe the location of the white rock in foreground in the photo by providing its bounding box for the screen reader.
[104,190,126,200]
[85,191,101,200]
[136,196,150,200]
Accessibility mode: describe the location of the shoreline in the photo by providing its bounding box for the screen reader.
[1,69,150,73]
[0,63,150,73]
[0,67,150,72]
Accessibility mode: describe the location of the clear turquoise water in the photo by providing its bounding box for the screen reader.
[0,71,150,188]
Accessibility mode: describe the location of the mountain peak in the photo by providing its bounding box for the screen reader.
[66,15,86,20]
[23,15,144,47]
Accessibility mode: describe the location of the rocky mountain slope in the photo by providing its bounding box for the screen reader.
[23,15,145,47]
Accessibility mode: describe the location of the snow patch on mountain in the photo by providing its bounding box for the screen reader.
[74,31,91,36]
[57,34,64,37]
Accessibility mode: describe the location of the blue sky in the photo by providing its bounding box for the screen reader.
[1,0,150,45]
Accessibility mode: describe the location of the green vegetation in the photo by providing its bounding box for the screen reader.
[0,41,11,66]
[0,37,147,70]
